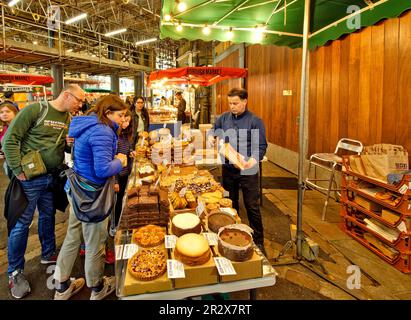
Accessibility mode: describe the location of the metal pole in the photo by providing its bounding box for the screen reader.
[2,5,6,52]
[297,0,311,259]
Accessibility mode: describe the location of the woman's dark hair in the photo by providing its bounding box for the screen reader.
[118,109,133,141]
[131,96,145,112]
[86,94,127,127]
[0,102,19,126]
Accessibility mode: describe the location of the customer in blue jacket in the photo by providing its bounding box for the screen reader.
[53,94,128,300]
[211,88,268,255]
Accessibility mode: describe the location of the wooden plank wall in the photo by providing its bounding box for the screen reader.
[214,10,411,156]
[215,50,241,114]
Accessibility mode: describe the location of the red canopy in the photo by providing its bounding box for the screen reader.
[147,67,247,87]
[0,73,55,85]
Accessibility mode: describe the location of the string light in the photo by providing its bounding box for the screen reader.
[176,23,183,32]
[164,14,172,21]
[177,1,187,12]
[226,27,234,40]
[202,25,210,35]
[253,26,265,42]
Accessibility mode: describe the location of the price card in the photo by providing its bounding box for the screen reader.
[115,245,124,261]
[122,244,138,260]
[214,257,237,276]
[203,233,218,246]
[398,221,408,233]
[165,235,177,249]
[167,259,185,279]
[163,123,167,128]
[179,187,187,197]
[140,136,145,146]
[196,200,205,216]
[399,184,409,195]
[223,190,230,197]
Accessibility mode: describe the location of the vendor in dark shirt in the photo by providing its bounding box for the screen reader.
[211,88,268,254]
[175,91,186,124]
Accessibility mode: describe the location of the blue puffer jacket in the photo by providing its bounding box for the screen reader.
[69,114,122,185]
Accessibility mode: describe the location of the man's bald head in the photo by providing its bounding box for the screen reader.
[59,84,86,113]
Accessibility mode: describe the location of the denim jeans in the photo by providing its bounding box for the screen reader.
[7,174,56,275]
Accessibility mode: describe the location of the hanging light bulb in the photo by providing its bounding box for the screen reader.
[202,25,210,35]
[253,26,265,42]
[176,23,183,32]
[177,1,187,12]
[226,27,234,40]
[164,14,172,22]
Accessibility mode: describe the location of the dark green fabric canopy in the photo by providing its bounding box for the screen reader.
[160,0,411,49]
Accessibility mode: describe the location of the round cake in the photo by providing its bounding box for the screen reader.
[133,224,165,247]
[128,248,167,281]
[207,211,237,233]
[218,224,254,262]
[171,213,201,237]
[174,233,211,266]
[219,198,233,208]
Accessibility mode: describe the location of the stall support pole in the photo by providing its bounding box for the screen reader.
[297,0,311,260]
[2,5,5,52]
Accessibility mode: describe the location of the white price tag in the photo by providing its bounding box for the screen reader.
[115,245,123,261]
[140,136,145,147]
[196,200,205,216]
[223,190,229,197]
[167,259,185,278]
[163,123,167,128]
[399,184,408,194]
[219,207,236,217]
[122,244,138,260]
[165,235,177,249]
[398,221,407,233]
[214,257,237,276]
[179,187,187,197]
[203,233,218,246]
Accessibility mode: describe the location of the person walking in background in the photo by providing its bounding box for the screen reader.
[2,91,19,111]
[53,94,128,300]
[175,91,186,124]
[2,84,84,299]
[131,96,149,149]
[0,102,19,178]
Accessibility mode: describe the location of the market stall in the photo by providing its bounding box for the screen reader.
[114,130,276,299]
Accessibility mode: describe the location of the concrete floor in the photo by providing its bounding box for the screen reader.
[1,159,410,300]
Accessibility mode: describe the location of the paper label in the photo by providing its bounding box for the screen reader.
[398,221,407,233]
[122,244,138,260]
[203,232,218,246]
[196,200,205,216]
[163,123,167,128]
[115,245,123,261]
[399,184,408,195]
[179,187,187,197]
[140,136,145,146]
[214,257,237,276]
[219,207,236,217]
[165,235,177,249]
[167,259,185,278]
[223,190,229,197]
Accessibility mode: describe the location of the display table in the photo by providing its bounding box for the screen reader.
[115,228,277,300]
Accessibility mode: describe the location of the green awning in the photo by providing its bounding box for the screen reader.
[160,0,411,49]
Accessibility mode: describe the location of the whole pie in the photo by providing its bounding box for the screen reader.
[128,248,167,281]
[133,224,165,247]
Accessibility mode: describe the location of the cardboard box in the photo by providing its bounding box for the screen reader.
[213,247,263,283]
[122,229,173,296]
[171,250,218,289]
[381,209,401,225]
[355,195,382,212]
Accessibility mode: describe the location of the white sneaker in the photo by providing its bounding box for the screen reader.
[90,276,116,300]
[54,278,85,300]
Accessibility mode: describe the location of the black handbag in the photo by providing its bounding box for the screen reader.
[4,175,29,235]
[62,168,116,223]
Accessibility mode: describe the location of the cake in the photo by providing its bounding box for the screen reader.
[185,191,197,208]
[206,203,220,211]
[128,248,167,281]
[133,224,165,247]
[171,213,202,237]
[217,224,254,262]
[207,212,237,233]
[174,233,211,266]
[219,198,232,208]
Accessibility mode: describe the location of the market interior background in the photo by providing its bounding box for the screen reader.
[1,0,411,300]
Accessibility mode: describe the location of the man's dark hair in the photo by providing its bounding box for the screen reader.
[4,91,14,99]
[227,88,248,100]
[175,91,183,96]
